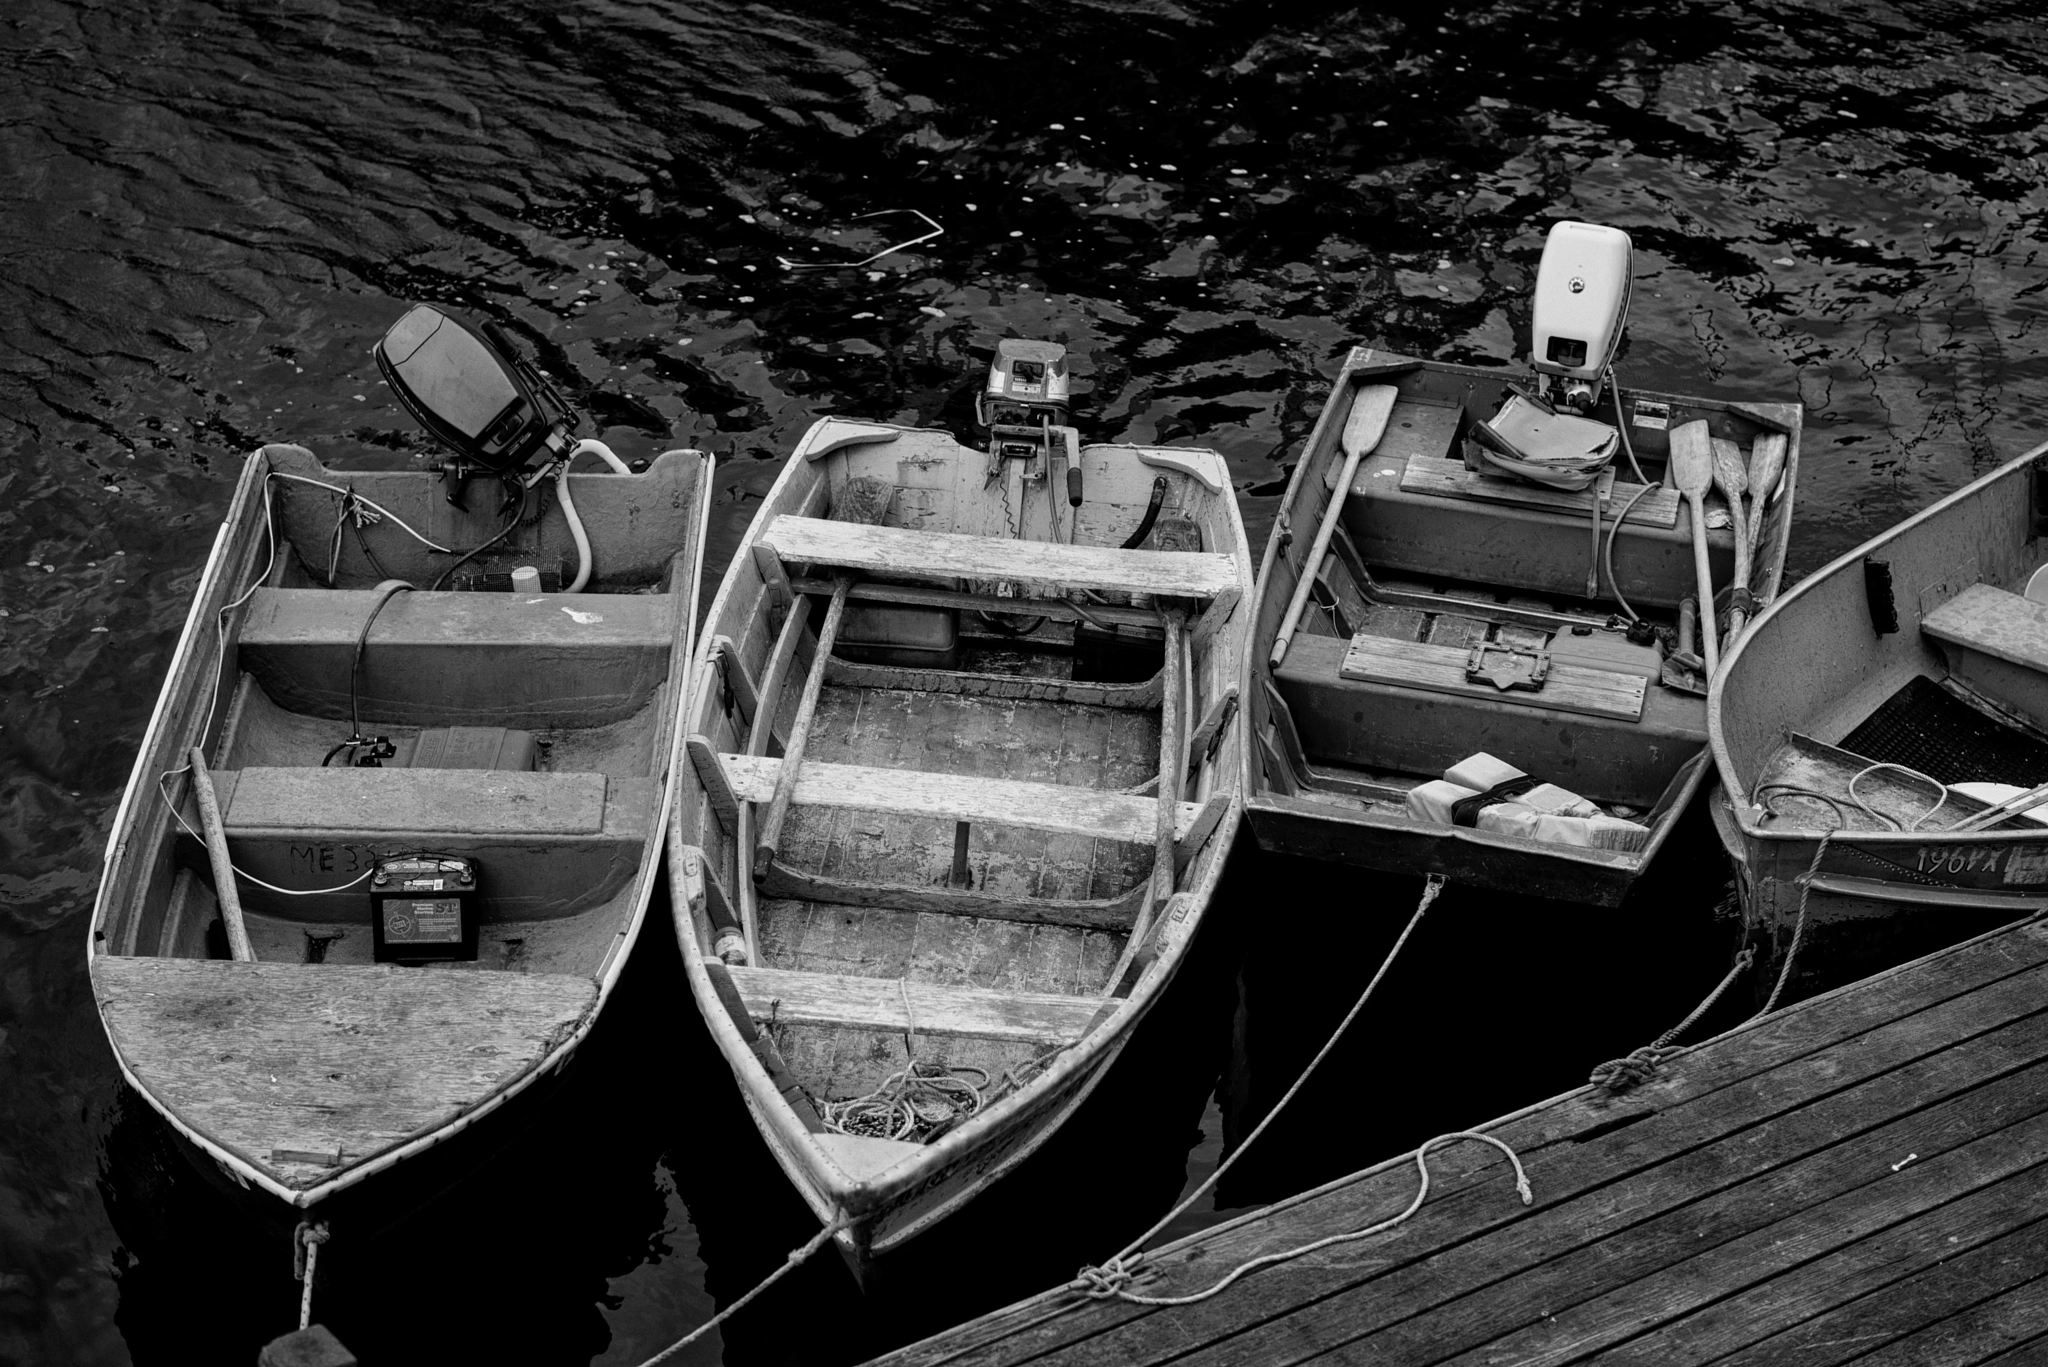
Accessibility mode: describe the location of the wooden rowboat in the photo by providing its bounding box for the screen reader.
[667,407,1251,1278]
[1245,345,1801,905]
[89,439,713,1223]
[1710,440,2048,998]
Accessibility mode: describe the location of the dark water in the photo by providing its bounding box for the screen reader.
[5,0,2046,1361]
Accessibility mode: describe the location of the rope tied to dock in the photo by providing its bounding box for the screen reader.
[292,1220,329,1331]
[1590,831,1832,1094]
[1071,875,1531,1307]
[1078,1132,1532,1307]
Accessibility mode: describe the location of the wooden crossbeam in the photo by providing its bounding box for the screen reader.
[762,515,1238,601]
[724,965,1107,1044]
[718,753,1202,846]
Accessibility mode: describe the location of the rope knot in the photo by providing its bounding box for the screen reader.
[1588,1045,1675,1094]
[291,1220,330,1281]
[1075,1254,1142,1299]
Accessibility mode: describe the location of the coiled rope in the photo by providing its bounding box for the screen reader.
[1589,829,1833,1093]
[1069,876,1532,1307]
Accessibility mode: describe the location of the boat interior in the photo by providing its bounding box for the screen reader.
[676,418,1243,1192]
[1718,451,2048,842]
[1256,357,1801,885]
[92,442,705,1191]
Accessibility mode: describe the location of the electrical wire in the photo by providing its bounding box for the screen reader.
[267,471,452,553]
[1599,366,1654,624]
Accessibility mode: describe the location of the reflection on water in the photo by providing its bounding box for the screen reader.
[5,0,2047,1360]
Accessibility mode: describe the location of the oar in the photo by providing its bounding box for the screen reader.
[1743,431,1788,573]
[1269,384,1398,668]
[1668,420,1720,678]
[1955,780,2048,832]
[1711,437,1752,636]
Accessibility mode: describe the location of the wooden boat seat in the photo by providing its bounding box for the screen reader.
[185,767,659,918]
[1922,583,2048,732]
[238,587,676,727]
[725,965,1105,1045]
[757,514,1239,601]
[92,955,598,1189]
[718,752,1203,845]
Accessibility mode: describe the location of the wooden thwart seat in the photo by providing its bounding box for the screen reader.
[725,965,1105,1044]
[218,766,612,834]
[1924,583,2048,674]
[719,753,1204,845]
[1922,582,2048,733]
[239,586,675,726]
[1340,633,1647,722]
[92,956,597,1188]
[759,514,1238,600]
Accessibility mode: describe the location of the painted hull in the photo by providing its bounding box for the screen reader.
[1246,346,1801,905]
[669,416,1253,1280]
[89,442,714,1224]
[1708,440,2048,997]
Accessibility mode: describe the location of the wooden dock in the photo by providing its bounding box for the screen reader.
[870,914,2048,1366]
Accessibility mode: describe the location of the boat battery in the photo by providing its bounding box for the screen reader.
[370,855,481,964]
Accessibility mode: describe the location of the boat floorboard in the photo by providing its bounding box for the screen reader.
[758,680,1146,1100]
[867,915,2048,1367]
[93,956,596,1189]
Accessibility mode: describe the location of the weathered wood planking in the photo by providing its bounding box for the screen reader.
[760,515,1239,600]
[867,916,2048,1367]
[223,766,609,834]
[94,956,595,1187]
[726,965,1105,1044]
[1923,582,2048,672]
[1398,452,1682,529]
[719,753,1202,845]
[1339,633,1647,721]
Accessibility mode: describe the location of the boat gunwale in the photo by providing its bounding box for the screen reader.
[1244,346,1802,891]
[87,444,717,1209]
[668,413,1252,1250]
[1707,437,2048,851]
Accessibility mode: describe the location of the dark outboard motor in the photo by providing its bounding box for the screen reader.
[375,304,578,504]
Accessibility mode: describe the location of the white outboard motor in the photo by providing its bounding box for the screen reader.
[1531,221,1633,414]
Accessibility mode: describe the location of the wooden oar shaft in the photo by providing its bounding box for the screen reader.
[1270,448,1365,669]
[1957,781,2048,832]
[187,747,255,963]
[1270,385,1396,669]
[1688,494,1720,678]
[754,576,852,881]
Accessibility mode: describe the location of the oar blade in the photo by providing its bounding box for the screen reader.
[1341,384,1400,459]
[1668,419,1714,498]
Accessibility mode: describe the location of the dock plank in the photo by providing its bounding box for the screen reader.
[865,917,2048,1367]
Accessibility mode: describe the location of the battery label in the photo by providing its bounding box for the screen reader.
[385,898,463,942]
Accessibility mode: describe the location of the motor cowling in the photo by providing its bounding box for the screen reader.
[376,304,576,475]
[1531,221,1633,413]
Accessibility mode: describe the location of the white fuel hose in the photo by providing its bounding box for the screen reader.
[557,462,594,591]
[568,437,634,475]
[556,438,634,591]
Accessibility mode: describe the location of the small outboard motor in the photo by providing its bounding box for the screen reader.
[376,304,578,501]
[974,337,1075,496]
[977,338,1071,432]
[1531,221,1633,414]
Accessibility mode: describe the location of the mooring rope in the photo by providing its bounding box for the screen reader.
[632,1215,854,1367]
[1590,829,1833,1093]
[292,1220,329,1332]
[1068,875,1529,1306]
